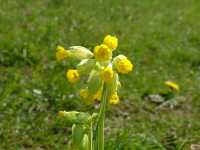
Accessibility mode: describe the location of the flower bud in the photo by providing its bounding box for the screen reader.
[69,46,93,60]
[59,111,91,124]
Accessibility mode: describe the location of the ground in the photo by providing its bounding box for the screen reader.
[0,0,200,149]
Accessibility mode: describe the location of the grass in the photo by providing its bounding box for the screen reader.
[0,0,200,149]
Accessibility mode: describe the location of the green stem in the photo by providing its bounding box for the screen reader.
[96,83,109,150]
[90,121,93,150]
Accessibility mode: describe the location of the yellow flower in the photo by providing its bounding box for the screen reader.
[79,89,89,99]
[109,92,120,105]
[93,90,102,101]
[56,46,70,60]
[113,55,133,74]
[94,44,112,61]
[103,35,118,50]
[165,81,180,91]
[66,69,80,83]
[79,88,102,104]
[101,66,114,82]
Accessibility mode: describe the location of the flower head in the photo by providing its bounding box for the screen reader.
[56,46,70,60]
[113,55,133,74]
[101,66,114,82]
[56,34,134,107]
[103,35,118,50]
[165,81,180,91]
[94,44,112,61]
[66,69,80,83]
[109,92,119,104]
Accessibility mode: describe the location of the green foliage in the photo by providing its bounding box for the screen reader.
[0,0,200,149]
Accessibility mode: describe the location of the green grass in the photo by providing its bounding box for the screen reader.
[0,0,200,149]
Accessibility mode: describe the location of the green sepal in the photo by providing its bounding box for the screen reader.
[59,111,92,125]
[72,124,85,150]
[81,134,90,150]
[69,46,93,60]
[87,70,103,96]
[106,72,119,95]
[77,59,96,75]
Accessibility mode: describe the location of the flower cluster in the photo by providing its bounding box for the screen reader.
[56,35,133,105]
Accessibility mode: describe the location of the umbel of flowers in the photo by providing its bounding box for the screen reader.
[56,35,133,150]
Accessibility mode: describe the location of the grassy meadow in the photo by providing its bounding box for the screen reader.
[0,0,200,149]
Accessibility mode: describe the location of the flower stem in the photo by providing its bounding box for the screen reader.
[96,83,110,150]
[90,121,93,150]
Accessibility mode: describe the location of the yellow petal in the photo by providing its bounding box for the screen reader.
[103,35,118,50]
[94,44,112,61]
[66,69,80,83]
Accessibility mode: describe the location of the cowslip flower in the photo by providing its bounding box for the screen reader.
[165,81,180,91]
[66,69,80,83]
[79,89,93,105]
[56,46,70,60]
[79,88,102,104]
[94,44,112,61]
[113,55,133,74]
[56,34,134,150]
[103,35,118,50]
[79,89,89,99]
[109,92,119,104]
[93,90,102,101]
[101,66,114,82]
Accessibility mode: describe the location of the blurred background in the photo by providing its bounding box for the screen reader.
[0,0,200,149]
